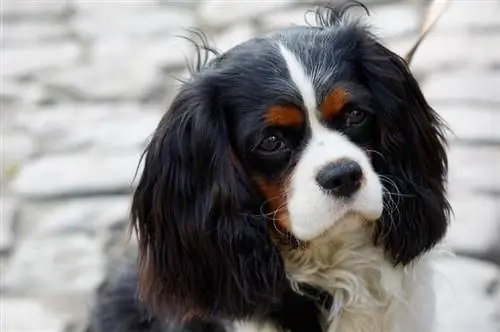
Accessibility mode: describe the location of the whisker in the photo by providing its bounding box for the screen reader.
[366,149,386,161]
[376,175,402,233]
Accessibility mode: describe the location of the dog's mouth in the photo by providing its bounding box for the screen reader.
[287,198,382,239]
[320,211,377,240]
[276,209,380,250]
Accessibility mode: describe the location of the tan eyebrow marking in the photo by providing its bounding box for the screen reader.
[265,105,304,127]
[320,87,349,120]
[254,178,291,231]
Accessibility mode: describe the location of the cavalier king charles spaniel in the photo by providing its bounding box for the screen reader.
[90,2,450,332]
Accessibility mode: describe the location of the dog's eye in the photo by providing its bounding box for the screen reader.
[346,109,367,126]
[257,136,287,153]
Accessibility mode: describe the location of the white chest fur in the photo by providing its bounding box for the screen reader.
[283,225,438,332]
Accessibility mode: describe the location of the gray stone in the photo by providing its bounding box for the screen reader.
[1,297,68,332]
[0,132,37,171]
[142,37,195,71]
[32,196,130,237]
[0,80,46,107]
[365,3,419,39]
[11,104,120,136]
[445,192,500,258]
[2,233,105,296]
[448,145,500,194]
[423,72,500,105]
[433,1,500,31]
[214,24,257,53]
[434,256,500,332]
[73,5,195,40]
[10,150,143,199]
[54,111,158,152]
[2,22,70,46]
[402,34,500,73]
[1,0,72,21]
[438,105,500,144]
[257,6,311,33]
[199,0,294,28]
[2,42,80,78]
[0,81,22,107]
[11,104,161,153]
[49,111,160,152]
[41,59,159,102]
[158,0,200,8]
[1,131,37,188]
[0,198,17,253]
[92,35,194,72]
[12,197,132,264]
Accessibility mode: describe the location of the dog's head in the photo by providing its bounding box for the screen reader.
[131,2,449,322]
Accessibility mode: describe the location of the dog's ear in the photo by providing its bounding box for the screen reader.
[362,42,450,265]
[131,73,286,322]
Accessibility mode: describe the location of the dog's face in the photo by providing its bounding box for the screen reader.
[131,3,449,323]
[235,41,384,242]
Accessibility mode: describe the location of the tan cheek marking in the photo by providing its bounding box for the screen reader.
[320,87,349,120]
[265,105,304,127]
[254,178,291,231]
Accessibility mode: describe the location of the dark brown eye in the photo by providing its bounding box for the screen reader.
[257,136,287,153]
[346,109,367,126]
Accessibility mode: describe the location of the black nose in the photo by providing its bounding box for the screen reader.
[315,160,363,198]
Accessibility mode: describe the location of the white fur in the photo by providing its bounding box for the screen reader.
[278,44,317,114]
[278,44,383,241]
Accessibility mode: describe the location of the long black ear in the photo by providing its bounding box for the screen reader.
[362,42,450,265]
[131,75,286,321]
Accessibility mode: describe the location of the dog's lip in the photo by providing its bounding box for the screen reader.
[291,210,373,243]
[287,188,383,241]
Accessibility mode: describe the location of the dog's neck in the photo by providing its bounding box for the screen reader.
[280,216,421,332]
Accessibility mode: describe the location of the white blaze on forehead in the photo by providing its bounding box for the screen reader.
[278,44,317,119]
[278,43,383,241]
[277,44,330,135]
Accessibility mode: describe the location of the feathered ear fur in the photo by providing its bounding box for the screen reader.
[361,42,450,265]
[131,74,286,322]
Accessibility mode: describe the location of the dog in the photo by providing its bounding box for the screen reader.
[89,2,450,332]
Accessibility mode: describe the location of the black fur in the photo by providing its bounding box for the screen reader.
[88,260,167,332]
[359,42,450,265]
[131,69,290,321]
[88,260,227,332]
[91,2,450,331]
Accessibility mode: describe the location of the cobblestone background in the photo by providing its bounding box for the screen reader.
[1,1,499,331]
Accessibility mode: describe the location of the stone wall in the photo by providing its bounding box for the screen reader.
[1,1,499,331]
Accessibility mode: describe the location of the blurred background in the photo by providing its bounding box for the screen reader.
[1,0,499,331]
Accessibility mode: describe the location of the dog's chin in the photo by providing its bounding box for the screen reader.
[292,209,382,246]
